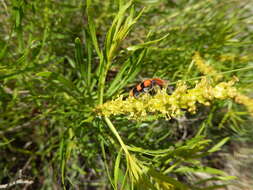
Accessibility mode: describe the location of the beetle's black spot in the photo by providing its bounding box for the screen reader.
[133,88,140,97]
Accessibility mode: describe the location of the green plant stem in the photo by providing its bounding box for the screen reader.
[104,117,129,155]
[98,59,107,105]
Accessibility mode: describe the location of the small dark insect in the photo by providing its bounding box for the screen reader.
[129,78,166,98]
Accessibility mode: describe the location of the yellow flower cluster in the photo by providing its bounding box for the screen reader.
[96,77,248,120]
[219,54,250,63]
[234,93,253,116]
[193,52,253,116]
[193,52,223,81]
[96,53,253,120]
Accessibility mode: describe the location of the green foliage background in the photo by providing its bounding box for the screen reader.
[0,0,253,189]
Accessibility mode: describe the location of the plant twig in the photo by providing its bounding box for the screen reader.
[0,179,33,189]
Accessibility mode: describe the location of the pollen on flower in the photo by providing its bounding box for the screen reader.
[95,77,252,121]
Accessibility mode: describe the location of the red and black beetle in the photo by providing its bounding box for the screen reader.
[129,78,166,98]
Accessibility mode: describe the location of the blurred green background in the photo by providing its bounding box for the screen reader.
[0,0,253,189]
